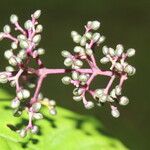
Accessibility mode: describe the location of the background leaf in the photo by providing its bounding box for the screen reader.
[0,89,127,150]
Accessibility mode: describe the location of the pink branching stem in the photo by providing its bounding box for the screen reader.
[14,22,26,35]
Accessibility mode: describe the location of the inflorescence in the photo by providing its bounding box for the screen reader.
[0,10,136,137]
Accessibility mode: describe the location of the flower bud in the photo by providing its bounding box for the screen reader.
[115,44,124,57]
[124,65,136,76]
[11,42,18,49]
[73,96,82,101]
[85,101,94,109]
[108,48,115,57]
[3,25,11,33]
[74,59,83,67]
[79,74,88,82]
[86,48,93,56]
[9,57,21,66]
[31,126,39,134]
[10,14,18,24]
[33,10,41,19]
[119,96,129,106]
[64,57,73,67]
[61,50,71,57]
[33,34,41,44]
[110,89,117,98]
[61,76,71,85]
[17,89,30,100]
[24,20,33,30]
[111,107,120,118]
[97,36,105,44]
[85,32,92,39]
[20,129,26,138]
[37,48,45,55]
[102,46,109,55]
[92,33,100,42]
[72,71,79,80]
[0,73,8,84]
[127,48,135,57]
[17,34,27,41]
[115,63,123,72]
[32,102,41,112]
[20,40,29,49]
[5,66,14,72]
[11,98,20,109]
[36,24,43,33]
[80,37,86,46]
[49,100,56,106]
[4,50,13,59]
[115,85,122,95]
[99,94,107,103]
[74,46,84,53]
[49,108,57,115]
[91,21,100,30]
[33,113,43,120]
[18,50,27,59]
[100,57,110,64]
[73,35,81,43]
[71,31,78,38]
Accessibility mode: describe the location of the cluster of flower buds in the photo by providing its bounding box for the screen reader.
[0,10,56,137]
[0,10,136,137]
[62,20,136,118]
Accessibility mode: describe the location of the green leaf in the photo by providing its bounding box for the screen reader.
[0,89,128,150]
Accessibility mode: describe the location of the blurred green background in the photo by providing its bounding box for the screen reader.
[0,0,149,149]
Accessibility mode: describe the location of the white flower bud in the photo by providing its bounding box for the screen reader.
[124,65,136,76]
[33,113,43,120]
[5,66,14,72]
[24,20,33,30]
[73,35,81,43]
[74,46,84,53]
[71,31,78,38]
[72,71,79,80]
[17,89,30,100]
[10,80,16,87]
[79,74,88,82]
[0,32,4,41]
[100,57,110,64]
[20,129,26,138]
[115,44,124,57]
[85,101,94,109]
[74,59,83,67]
[119,96,129,106]
[17,34,27,41]
[20,40,29,49]
[11,98,20,108]
[111,107,120,118]
[64,57,73,67]
[3,25,11,33]
[110,89,117,98]
[37,48,45,55]
[127,48,135,57]
[33,10,41,19]
[97,36,105,44]
[91,21,100,30]
[86,48,93,56]
[32,102,41,112]
[11,42,18,49]
[73,96,82,101]
[49,108,57,115]
[36,24,43,33]
[92,33,100,42]
[61,76,71,85]
[61,50,71,58]
[99,94,107,103]
[109,48,115,57]
[85,32,92,39]
[115,85,122,95]
[10,14,18,24]
[31,126,39,134]
[80,37,86,46]
[95,89,104,97]
[49,100,56,106]
[115,62,123,72]
[4,50,13,59]
[33,34,41,43]
[102,46,109,55]
[0,73,8,84]
[18,50,27,59]
[107,96,114,102]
